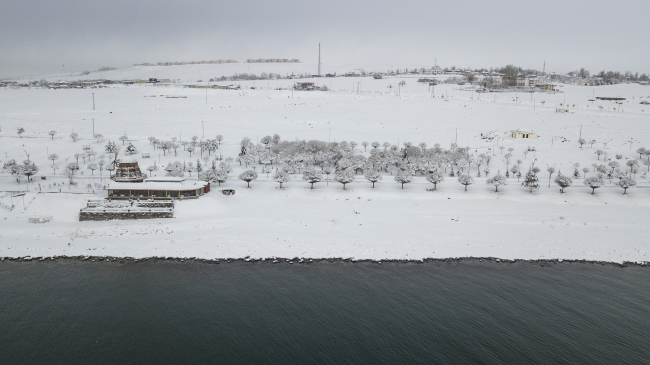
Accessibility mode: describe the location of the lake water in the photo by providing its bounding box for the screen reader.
[1,259,649,364]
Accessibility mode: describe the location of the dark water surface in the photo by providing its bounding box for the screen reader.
[1,260,649,364]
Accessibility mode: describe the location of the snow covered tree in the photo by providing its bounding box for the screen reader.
[105,141,117,154]
[119,134,128,145]
[199,168,216,182]
[17,127,25,138]
[636,147,646,159]
[322,166,334,185]
[213,169,228,186]
[584,176,605,194]
[335,169,355,190]
[457,175,474,191]
[87,163,98,175]
[17,161,38,182]
[48,130,57,139]
[70,132,79,142]
[578,138,586,148]
[364,170,382,188]
[595,150,604,160]
[274,170,290,188]
[371,141,380,149]
[521,172,540,192]
[262,165,272,177]
[362,141,369,151]
[394,171,412,189]
[165,161,185,177]
[582,167,590,177]
[147,164,158,176]
[216,135,224,146]
[239,170,258,188]
[186,162,195,177]
[426,171,444,190]
[487,171,507,192]
[10,164,27,183]
[618,176,636,194]
[546,166,555,188]
[94,134,103,143]
[302,168,323,189]
[63,163,79,184]
[532,166,541,176]
[626,159,639,173]
[48,153,59,167]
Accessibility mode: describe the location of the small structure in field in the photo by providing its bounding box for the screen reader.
[510,130,537,139]
[295,82,316,91]
[221,189,235,196]
[556,107,569,113]
[28,216,52,223]
[142,152,150,158]
[596,97,626,101]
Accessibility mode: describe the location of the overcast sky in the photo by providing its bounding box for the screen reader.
[3,0,649,77]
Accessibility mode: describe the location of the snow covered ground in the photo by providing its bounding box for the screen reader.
[1,65,650,262]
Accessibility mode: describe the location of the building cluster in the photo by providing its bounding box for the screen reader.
[134,60,238,66]
[246,59,300,63]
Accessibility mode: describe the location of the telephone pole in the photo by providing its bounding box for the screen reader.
[318,43,321,77]
[92,93,95,110]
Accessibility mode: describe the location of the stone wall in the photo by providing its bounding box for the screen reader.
[79,211,173,221]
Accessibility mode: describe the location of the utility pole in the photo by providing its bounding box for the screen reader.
[455,128,458,145]
[92,118,95,137]
[92,93,95,110]
[202,121,204,139]
[579,125,582,140]
[318,42,321,77]
[206,89,207,105]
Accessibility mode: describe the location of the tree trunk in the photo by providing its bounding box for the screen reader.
[464,184,467,191]
[372,182,375,188]
[247,181,250,188]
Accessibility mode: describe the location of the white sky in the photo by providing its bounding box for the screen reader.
[2,0,649,78]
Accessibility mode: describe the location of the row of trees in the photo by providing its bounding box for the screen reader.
[185,135,640,195]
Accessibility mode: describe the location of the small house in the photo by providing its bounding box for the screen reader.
[295,82,316,91]
[510,131,537,139]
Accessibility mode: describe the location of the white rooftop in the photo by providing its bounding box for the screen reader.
[108,180,208,190]
[145,177,185,183]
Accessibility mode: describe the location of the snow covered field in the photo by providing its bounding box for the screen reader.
[1,65,650,262]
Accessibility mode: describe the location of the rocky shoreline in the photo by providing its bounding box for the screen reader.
[0,255,647,267]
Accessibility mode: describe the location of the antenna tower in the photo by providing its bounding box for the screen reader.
[318,43,321,77]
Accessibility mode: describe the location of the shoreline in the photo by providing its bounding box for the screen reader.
[1,255,647,267]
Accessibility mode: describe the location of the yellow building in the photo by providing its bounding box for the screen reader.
[511,131,537,139]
